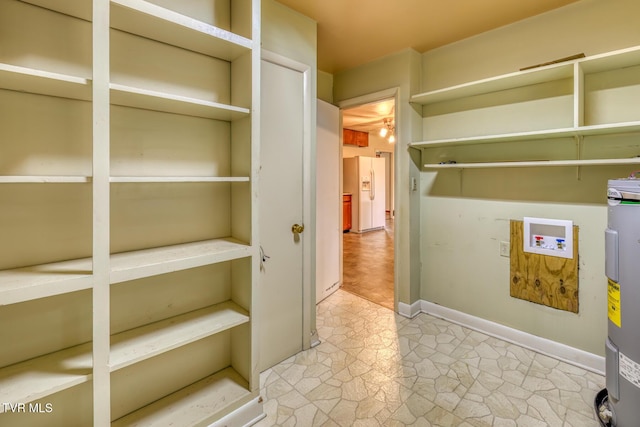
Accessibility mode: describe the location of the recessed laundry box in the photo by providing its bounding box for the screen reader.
[523,217,574,259]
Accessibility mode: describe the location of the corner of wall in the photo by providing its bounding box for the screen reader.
[317,70,334,104]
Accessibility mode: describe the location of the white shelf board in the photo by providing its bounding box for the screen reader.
[110,302,249,371]
[410,127,578,148]
[579,121,640,136]
[0,63,91,101]
[110,83,250,121]
[110,238,252,284]
[110,0,252,61]
[0,343,92,411]
[412,121,640,148]
[411,62,574,105]
[109,176,250,183]
[0,175,91,184]
[580,45,640,73]
[111,367,250,427]
[0,258,93,306]
[424,158,640,169]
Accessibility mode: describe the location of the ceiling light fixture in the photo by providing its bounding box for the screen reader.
[380,118,395,143]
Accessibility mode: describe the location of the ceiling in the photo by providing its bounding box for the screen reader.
[275,0,581,74]
[342,99,395,134]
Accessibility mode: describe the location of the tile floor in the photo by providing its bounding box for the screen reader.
[256,290,605,426]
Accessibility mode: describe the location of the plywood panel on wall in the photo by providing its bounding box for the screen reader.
[510,220,579,313]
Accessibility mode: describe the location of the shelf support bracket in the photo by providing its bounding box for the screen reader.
[575,135,584,180]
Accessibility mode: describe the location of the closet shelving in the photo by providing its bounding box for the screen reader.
[1,0,260,425]
[410,45,640,169]
[0,63,92,101]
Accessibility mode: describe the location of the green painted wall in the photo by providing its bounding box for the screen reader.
[419,0,640,356]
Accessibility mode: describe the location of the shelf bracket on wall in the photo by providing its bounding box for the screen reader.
[575,135,584,180]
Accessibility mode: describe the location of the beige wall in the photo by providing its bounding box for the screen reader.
[262,0,317,68]
[317,70,333,104]
[419,0,640,356]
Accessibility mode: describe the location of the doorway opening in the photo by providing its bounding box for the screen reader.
[340,97,395,310]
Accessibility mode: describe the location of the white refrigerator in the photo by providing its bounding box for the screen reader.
[343,156,386,232]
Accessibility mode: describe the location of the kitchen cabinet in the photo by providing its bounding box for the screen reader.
[343,194,352,231]
[410,45,640,169]
[0,0,261,426]
[343,128,369,147]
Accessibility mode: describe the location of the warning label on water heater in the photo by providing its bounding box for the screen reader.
[620,353,640,389]
[608,279,621,327]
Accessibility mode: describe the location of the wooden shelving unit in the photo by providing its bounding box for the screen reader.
[411,45,640,169]
[0,0,261,425]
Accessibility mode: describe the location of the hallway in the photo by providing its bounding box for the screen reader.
[341,217,394,310]
[256,290,604,426]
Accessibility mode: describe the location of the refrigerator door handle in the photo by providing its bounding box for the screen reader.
[370,169,375,200]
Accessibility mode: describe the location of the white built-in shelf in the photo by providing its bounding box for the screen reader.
[110,83,250,121]
[110,238,251,284]
[18,0,254,64]
[412,45,640,108]
[580,45,640,73]
[110,0,252,61]
[579,121,640,136]
[110,301,249,371]
[424,158,640,169]
[410,121,640,148]
[0,63,91,101]
[410,127,577,148]
[0,175,92,184]
[110,176,250,183]
[0,342,92,411]
[0,302,249,411]
[111,367,250,427]
[0,239,250,306]
[0,259,93,306]
[411,62,575,106]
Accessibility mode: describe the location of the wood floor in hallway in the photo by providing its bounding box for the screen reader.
[341,217,394,310]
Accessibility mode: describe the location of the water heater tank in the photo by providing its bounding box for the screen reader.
[602,179,640,426]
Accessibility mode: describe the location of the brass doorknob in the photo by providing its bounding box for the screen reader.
[292,223,304,234]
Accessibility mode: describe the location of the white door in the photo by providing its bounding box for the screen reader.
[316,100,340,303]
[259,59,304,371]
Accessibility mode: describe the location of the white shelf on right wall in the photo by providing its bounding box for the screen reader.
[411,45,640,169]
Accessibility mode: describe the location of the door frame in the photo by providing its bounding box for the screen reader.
[261,49,316,350]
[338,88,399,311]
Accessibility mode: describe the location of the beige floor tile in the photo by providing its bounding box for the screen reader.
[256,289,604,426]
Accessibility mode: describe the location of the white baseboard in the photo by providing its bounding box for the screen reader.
[399,299,604,375]
[208,396,264,427]
[398,300,422,318]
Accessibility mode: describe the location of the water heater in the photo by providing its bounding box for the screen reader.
[599,178,640,426]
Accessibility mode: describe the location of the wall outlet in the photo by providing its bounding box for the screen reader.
[500,241,510,257]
